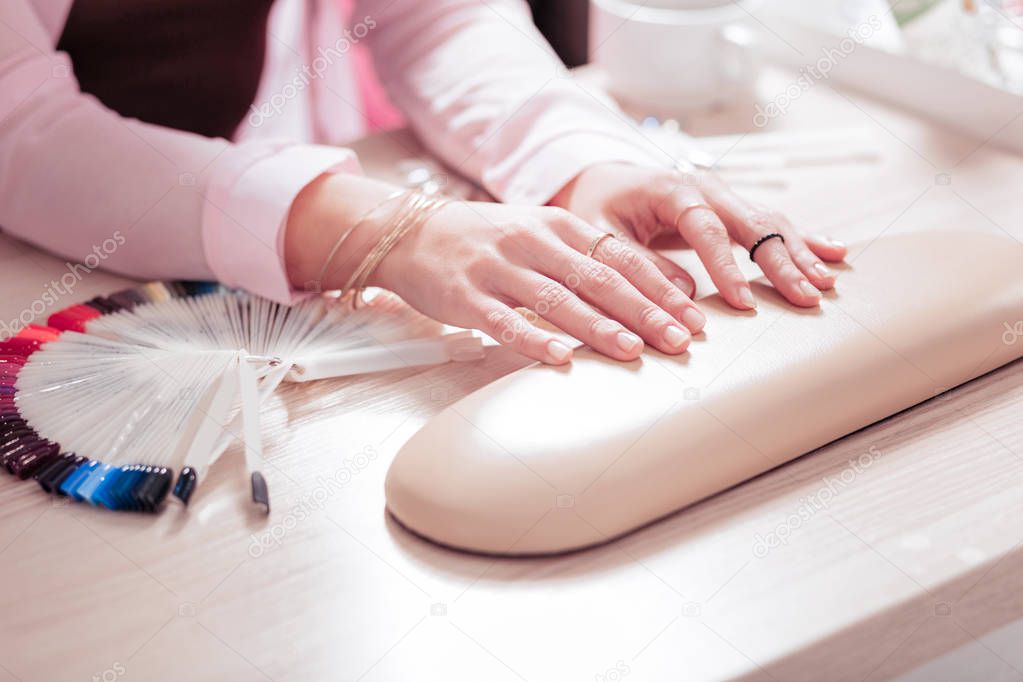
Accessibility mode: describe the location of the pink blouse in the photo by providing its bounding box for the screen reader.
[0,0,665,303]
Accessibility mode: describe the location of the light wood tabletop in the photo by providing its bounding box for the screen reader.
[1,66,1021,682]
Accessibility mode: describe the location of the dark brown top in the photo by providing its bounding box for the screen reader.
[57,0,275,139]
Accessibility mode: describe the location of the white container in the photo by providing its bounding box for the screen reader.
[589,0,762,115]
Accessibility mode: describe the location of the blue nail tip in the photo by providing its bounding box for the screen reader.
[59,460,99,499]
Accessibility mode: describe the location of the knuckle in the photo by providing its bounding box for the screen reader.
[712,250,740,273]
[694,215,728,240]
[763,245,793,271]
[746,206,786,231]
[569,257,600,285]
[764,254,801,282]
[586,315,611,339]
[464,252,500,283]
[656,173,685,195]
[495,224,541,253]
[656,282,685,309]
[603,241,643,275]
[637,304,666,329]
[636,255,668,283]
[491,220,521,238]
[659,177,702,205]
[485,309,525,344]
[793,243,819,265]
[483,307,511,330]
[534,280,571,313]
[782,263,805,283]
[582,264,622,297]
[791,248,816,270]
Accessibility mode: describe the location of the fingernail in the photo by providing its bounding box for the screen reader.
[738,286,756,309]
[663,325,689,349]
[799,279,822,301]
[547,339,572,363]
[820,235,846,249]
[812,262,832,278]
[681,307,706,332]
[671,277,694,297]
[616,331,643,353]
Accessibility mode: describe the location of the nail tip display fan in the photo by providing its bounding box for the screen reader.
[1,280,481,513]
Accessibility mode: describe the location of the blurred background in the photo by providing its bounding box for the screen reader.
[530,0,1023,90]
[521,0,1023,156]
[528,0,589,66]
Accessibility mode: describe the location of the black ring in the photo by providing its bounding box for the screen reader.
[748,233,785,263]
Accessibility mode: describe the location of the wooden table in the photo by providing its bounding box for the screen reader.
[1,67,1021,682]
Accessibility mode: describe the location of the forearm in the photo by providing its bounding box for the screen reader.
[0,0,365,306]
[359,0,665,205]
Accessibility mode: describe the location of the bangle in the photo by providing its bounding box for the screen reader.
[342,191,450,295]
[340,190,423,293]
[314,189,405,290]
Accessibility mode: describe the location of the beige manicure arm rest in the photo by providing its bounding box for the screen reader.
[385,231,1023,556]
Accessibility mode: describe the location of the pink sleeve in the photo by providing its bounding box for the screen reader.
[358,0,669,205]
[0,0,360,305]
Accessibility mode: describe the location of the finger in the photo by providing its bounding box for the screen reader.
[552,250,692,354]
[622,237,697,299]
[779,231,837,291]
[544,207,698,304]
[700,180,841,301]
[532,213,697,351]
[748,236,823,306]
[657,190,755,310]
[588,234,706,334]
[545,209,697,308]
[805,234,848,262]
[498,273,646,361]
[702,175,848,268]
[474,298,574,365]
[697,185,815,304]
[724,205,823,307]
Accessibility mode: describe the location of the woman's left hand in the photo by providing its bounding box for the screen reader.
[549,163,847,310]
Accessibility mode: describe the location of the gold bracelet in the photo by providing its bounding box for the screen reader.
[341,191,425,293]
[343,192,450,294]
[348,193,443,293]
[313,189,405,290]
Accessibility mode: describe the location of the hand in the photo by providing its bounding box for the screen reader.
[370,200,707,364]
[549,163,848,309]
[286,173,705,365]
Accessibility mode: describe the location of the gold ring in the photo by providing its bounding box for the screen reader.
[585,232,616,259]
[673,201,715,229]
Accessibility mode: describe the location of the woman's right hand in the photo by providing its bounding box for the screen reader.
[370,199,707,365]
[286,174,705,365]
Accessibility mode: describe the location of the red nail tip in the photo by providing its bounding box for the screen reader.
[47,304,101,332]
[0,338,43,357]
[16,324,61,343]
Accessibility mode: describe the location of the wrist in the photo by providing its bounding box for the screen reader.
[284,173,402,292]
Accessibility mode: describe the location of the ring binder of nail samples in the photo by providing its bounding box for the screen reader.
[0,281,482,513]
